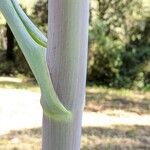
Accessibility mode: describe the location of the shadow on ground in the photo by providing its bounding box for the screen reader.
[0,125,150,150]
[85,87,150,114]
[82,125,150,150]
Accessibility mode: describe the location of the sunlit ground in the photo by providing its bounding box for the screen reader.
[0,76,150,150]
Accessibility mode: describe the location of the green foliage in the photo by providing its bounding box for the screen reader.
[88,0,150,89]
[88,20,124,86]
[0,60,15,75]
[14,47,33,76]
[31,0,48,34]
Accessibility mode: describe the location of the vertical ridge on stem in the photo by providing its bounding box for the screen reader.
[42,0,89,150]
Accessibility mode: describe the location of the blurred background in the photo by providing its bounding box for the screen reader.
[0,0,150,90]
[0,0,150,150]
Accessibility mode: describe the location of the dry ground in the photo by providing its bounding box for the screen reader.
[0,77,150,150]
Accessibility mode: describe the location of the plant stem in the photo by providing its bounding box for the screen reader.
[42,0,89,150]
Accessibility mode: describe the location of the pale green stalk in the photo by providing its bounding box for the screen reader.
[11,0,47,47]
[0,0,71,122]
[42,0,89,150]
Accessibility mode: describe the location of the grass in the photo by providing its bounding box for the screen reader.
[0,76,150,150]
[0,125,150,150]
[0,76,40,92]
[86,86,150,115]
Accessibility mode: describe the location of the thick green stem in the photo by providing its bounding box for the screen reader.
[42,0,89,150]
[0,0,72,121]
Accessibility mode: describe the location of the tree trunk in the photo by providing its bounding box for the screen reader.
[6,23,15,61]
[42,0,89,150]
